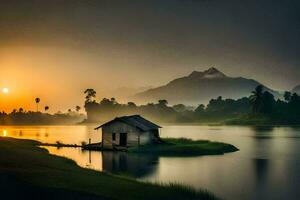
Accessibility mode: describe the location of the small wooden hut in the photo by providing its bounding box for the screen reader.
[95,115,161,150]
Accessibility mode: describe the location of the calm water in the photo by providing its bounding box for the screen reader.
[1,125,300,200]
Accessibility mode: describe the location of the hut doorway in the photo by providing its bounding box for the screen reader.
[119,133,127,146]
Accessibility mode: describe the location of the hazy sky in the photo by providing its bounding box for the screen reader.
[0,0,300,112]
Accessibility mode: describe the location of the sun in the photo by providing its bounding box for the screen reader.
[2,88,9,94]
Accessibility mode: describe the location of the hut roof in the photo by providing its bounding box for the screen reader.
[95,115,161,131]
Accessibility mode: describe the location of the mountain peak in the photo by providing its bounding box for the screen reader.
[205,67,221,73]
[134,67,279,105]
[189,67,226,79]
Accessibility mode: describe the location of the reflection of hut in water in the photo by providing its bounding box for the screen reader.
[102,151,158,178]
[95,115,161,150]
[253,158,269,182]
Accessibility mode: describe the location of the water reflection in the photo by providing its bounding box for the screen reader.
[251,126,274,139]
[0,125,101,144]
[290,126,300,131]
[102,152,157,177]
[253,158,269,183]
[251,126,274,133]
[46,147,103,171]
[46,147,158,178]
[2,129,7,137]
[2,125,300,200]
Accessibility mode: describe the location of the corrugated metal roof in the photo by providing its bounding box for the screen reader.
[94,115,161,131]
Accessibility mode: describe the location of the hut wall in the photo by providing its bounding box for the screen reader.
[139,131,151,144]
[102,121,143,149]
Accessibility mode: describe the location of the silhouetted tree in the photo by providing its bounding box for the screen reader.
[284,91,291,102]
[158,99,168,107]
[127,102,137,108]
[250,85,264,113]
[35,98,40,112]
[261,91,275,114]
[195,104,205,113]
[0,108,85,125]
[100,98,114,106]
[84,89,96,103]
[110,98,116,104]
[173,104,187,112]
[291,93,299,101]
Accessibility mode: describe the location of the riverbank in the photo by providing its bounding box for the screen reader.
[128,138,238,156]
[0,137,219,200]
[41,138,238,157]
[225,114,300,126]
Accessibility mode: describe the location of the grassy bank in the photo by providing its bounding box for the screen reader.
[225,114,300,126]
[0,137,219,200]
[128,138,238,156]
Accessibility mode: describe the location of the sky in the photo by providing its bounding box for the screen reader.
[0,0,300,112]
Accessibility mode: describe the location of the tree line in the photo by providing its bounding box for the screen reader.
[84,86,300,125]
[0,98,84,125]
[1,86,299,125]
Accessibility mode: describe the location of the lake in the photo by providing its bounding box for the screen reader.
[1,125,300,200]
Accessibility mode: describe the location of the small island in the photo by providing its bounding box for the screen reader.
[128,138,239,156]
[42,137,239,157]
[81,115,239,156]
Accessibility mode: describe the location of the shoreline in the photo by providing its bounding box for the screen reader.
[39,138,239,157]
[0,137,219,200]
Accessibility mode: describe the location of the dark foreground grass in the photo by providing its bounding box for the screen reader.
[129,138,239,156]
[0,137,219,200]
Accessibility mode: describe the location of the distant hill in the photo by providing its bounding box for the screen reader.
[292,85,300,94]
[133,67,279,105]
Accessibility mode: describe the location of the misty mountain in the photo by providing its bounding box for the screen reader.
[133,67,279,105]
[292,85,300,94]
[104,86,153,102]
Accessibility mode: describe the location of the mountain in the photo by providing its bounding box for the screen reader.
[292,85,300,94]
[133,67,279,105]
[104,86,153,102]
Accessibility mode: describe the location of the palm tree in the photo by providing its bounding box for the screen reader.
[35,98,40,112]
[84,89,96,103]
[45,106,49,112]
[250,85,264,113]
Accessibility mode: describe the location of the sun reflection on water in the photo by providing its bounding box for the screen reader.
[3,130,7,137]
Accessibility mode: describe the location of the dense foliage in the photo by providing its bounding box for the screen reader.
[0,96,84,125]
[1,86,299,125]
[84,86,300,125]
[0,110,85,125]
